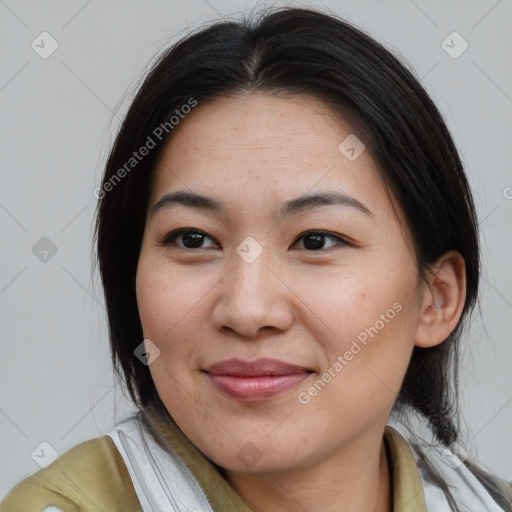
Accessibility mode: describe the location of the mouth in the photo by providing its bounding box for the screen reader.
[202,358,314,402]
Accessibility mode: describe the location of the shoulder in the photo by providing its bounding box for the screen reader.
[0,435,142,512]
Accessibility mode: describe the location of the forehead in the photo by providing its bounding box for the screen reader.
[149,93,386,215]
[156,92,361,163]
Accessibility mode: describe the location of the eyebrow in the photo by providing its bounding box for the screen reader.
[151,190,373,220]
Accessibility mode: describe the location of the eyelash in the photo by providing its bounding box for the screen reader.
[157,228,350,252]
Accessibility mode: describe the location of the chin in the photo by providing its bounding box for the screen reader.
[200,437,308,475]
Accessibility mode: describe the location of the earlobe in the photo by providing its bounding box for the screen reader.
[414,251,466,348]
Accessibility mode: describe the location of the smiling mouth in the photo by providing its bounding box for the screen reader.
[202,358,314,402]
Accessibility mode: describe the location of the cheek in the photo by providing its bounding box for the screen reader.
[303,261,418,398]
[136,269,172,341]
[135,252,223,390]
[136,253,202,342]
[301,268,400,349]
[135,255,203,403]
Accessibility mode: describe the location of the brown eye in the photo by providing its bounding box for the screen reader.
[292,231,349,251]
[159,229,219,250]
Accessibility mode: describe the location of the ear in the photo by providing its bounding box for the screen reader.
[414,250,467,348]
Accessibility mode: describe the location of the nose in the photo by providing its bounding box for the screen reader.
[211,253,294,339]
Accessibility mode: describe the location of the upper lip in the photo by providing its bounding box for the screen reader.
[203,358,313,377]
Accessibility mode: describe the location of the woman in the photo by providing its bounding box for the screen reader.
[1,6,510,512]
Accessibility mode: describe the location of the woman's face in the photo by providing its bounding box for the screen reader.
[136,93,423,473]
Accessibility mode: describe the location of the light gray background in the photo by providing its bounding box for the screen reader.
[1,0,511,499]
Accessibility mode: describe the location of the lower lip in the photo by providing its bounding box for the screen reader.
[205,372,311,402]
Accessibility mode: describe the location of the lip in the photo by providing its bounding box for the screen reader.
[203,358,313,402]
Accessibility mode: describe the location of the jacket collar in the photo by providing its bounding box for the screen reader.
[148,411,427,511]
[384,425,427,510]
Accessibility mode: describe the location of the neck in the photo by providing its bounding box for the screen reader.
[225,426,393,512]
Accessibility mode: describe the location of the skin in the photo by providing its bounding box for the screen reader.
[135,92,466,512]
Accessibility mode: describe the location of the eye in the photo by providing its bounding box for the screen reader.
[159,228,349,252]
[158,228,219,250]
[292,231,349,251]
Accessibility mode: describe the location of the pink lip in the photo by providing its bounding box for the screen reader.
[203,358,313,402]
